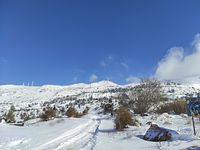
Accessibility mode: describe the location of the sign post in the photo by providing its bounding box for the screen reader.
[191,114,196,136]
[187,94,200,136]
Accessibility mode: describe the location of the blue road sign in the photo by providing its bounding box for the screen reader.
[187,98,200,116]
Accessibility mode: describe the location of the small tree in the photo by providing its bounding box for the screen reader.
[114,106,133,130]
[129,78,167,115]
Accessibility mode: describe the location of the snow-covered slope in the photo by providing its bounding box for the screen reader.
[0,81,120,104]
[1,81,200,150]
[162,81,200,98]
[1,80,200,106]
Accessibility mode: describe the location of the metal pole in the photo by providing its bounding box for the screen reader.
[192,115,196,136]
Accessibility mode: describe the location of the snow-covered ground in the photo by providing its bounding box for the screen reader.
[1,113,200,150]
[0,116,98,150]
[1,81,200,150]
[95,114,200,150]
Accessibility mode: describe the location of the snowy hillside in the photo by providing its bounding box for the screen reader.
[1,80,200,106]
[0,80,200,150]
[0,81,121,104]
[1,80,200,122]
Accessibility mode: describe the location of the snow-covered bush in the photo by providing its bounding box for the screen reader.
[20,112,34,122]
[114,106,134,131]
[65,107,80,118]
[5,105,16,123]
[82,106,90,115]
[40,107,56,121]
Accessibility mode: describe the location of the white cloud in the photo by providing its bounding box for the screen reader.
[120,62,129,70]
[155,33,200,83]
[126,76,140,83]
[89,74,98,82]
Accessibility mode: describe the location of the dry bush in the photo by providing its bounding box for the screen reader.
[156,103,172,114]
[40,107,56,121]
[170,100,187,114]
[114,106,133,131]
[156,100,187,115]
[66,106,90,118]
[65,107,80,118]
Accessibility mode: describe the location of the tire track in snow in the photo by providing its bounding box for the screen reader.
[36,119,94,150]
[36,117,101,150]
[80,118,101,150]
[90,119,101,150]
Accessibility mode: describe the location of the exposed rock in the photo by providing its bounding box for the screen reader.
[144,124,178,141]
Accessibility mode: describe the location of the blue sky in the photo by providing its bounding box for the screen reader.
[1,0,200,85]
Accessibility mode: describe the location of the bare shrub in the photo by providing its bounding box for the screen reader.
[114,106,133,131]
[128,78,167,115]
